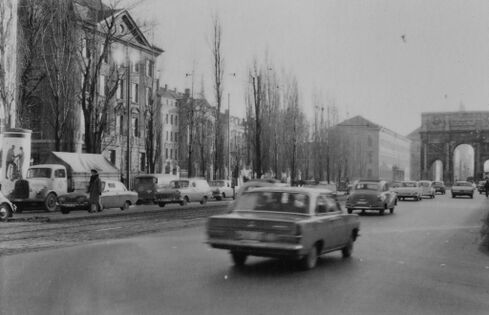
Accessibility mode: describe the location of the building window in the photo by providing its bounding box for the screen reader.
[132,60,139,73]
[117,79,124,99]
[119,115,124,135]
[146,87,152,105]
[132,117,139,137]
[170,132,173,142]
[146,60,154,77]
[165,148,168,159]
[170,149,173,159]
[139,152,146,171]
[110,150,116,164]
[170,115,173,125]
[101,43,108,63]
[99,75,105,96]
[82,37,89,58]
[131,83,138,102]
[175,115,178,126]
[166,114,168,124]
[166,131,168,141]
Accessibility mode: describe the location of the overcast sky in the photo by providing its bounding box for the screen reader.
[126,0,489,136]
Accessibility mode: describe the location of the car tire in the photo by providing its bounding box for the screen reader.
[452,194,455,198]
[0,203,12,221]
[60,207,70,214]
[231,251,247,267]
[158,202,166,208]
[347,208,353,214]
[379,208,385,216]
[181,197,189,206]
[222,193,226,199]
[45,193,58,212]
[200,196,208,205]
[470,194,474,199]
[341,236,354,258]
[300,245,318,270]
[216,196,222,201]
[120,201,130,211]
[389,207,394,214]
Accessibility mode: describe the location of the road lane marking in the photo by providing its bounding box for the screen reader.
[95,226,123,232]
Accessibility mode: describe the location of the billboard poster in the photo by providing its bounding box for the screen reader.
[0,128,32,195]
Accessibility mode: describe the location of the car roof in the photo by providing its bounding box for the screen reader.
[243,186,327,195]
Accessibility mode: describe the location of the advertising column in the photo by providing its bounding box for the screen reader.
[0,128,32,195]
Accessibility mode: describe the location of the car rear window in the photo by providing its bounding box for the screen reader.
[354,183,379,190]
[401,182,417,187]
[455,182,472,187]
[234,191,310,214]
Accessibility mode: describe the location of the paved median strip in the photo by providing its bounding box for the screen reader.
[95,226,123,232]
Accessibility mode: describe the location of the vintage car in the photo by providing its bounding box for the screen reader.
[154,178,212,207]
[207,186,360,270]
[433,181,446,194]
[57,180,138,214]
[418,180,436,199]
[209,180,235,200]
[451,181,474,198]
[0,191,17,221]
[235,179,287,197]
[392,181,423,201]
[134,174,178,204]
[345,179,397,215]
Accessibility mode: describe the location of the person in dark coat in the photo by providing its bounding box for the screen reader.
[88,169,102,212]
[484,178,489,198]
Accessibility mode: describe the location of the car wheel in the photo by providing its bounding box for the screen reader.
[470,194,474,199]
[347,208,353,214]
[341,236,354,258]
[300,245,318,270]
[120,201,130,211]
[45,193,58,212]
[0,203,12,221]
[216,196,222,201]
[60,207,70,214]
[200,196,208,205]
[222,193,226,199]
[389,207,394,214]
[231,251,247,267]
[452,194,455,198]
[379,207,385,216]
[158,202,166,208]
[181,197,189,206]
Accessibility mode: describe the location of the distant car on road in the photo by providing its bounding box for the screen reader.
[58,180,138,214]
[451,181,474,199]
[418,180,436,199]
[154,178,212,207]
[209,180,235,200]
[345,179,397,215]
[0,191,17,221]
[432,181,446,195]
[207,186,360,270]
[393,181,423,201]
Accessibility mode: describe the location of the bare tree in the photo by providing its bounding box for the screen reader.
[145,84,160,173]
[249,62,264,179]
[211,14,224,179]
[40,0,78,151]
[0,0,17,129]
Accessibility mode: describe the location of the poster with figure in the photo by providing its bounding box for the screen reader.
[0,129,31,195]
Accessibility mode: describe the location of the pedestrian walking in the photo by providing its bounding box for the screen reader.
[88,169,103,212]
[484,178,489,198]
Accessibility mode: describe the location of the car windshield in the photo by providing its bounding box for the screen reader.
[354,183,379,190]
[401,182,417,187]
[209,181,225,187]
[234,191,310,214]
[26,168,52,179]
[419,182,430,187]
[454,182,472,187]
[169,180,189,188]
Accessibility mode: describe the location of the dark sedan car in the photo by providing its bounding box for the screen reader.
[345,179,397,215]
[432,181,446,194]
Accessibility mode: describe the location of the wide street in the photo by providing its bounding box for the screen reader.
[1,192,489,315]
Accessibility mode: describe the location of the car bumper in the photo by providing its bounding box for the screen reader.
[396,193,419,197]
[207,239,304,258]
[345,204,384,210]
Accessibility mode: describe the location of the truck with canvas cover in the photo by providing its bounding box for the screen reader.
[9,152,119,212]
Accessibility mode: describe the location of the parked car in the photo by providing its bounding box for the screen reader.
[432,181,446,194]
[206,186,360,270]
[477,180,487,194]
[0,191,17,221]
[345,179,397,215]
[57,180,138,214]
[134,174,178,204]
[393,181,423,201]
[209,180,235,200]
[451,181,474,198]
[418,180,436,199]
[235,178,287,197]
[154,178,212,207]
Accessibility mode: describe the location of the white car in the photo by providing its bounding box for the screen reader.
[0,191,17,221]
[209,180,235,200]
[418,180,436,199]
[451,181,475,199]
[393,181,423,201]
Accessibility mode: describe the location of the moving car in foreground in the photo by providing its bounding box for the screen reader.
[345,179,397,215]
[57,180,138,214]
[433,181,446,195]
[207,186,360,270]
[392,181,422,201]
[0,191,17,221]
[418,180,436,199]
[451,181,474,199]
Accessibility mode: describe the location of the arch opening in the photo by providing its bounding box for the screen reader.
[429,160,443,182]
[453,144,474,182]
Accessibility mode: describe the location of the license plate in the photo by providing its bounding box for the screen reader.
[236,231,262,241]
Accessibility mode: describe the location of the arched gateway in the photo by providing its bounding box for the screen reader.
[420,111,489,184]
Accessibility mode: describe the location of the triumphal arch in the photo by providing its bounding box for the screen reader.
[420,111,489,183]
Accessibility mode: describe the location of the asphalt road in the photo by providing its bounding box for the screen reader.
[1,193,489,315]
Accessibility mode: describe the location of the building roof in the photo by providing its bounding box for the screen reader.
[158,87,183,100]
[337,115,409,141]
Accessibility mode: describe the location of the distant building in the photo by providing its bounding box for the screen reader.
[329,116,411,182]
[224,109,246,180]
[407,127,421,181]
